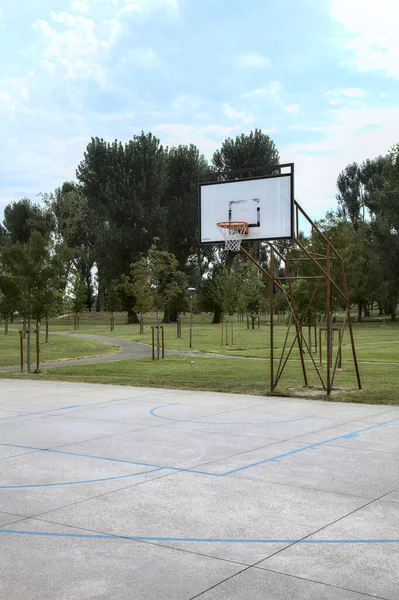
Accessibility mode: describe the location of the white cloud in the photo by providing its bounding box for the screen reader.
[281,103,399,217]
[237,53,270,69]
[0,8,4,30]
[243,81,299,114]
[0,78,30,111]
[332,0,399,78]
[33,11,119,83]
[222,104,254,125]
[69,0,90,13]
[119,0,178,15]
[284,103,300,114]
[40,59,57,74]
[153,124,219,156]
[325,88,365,105]
[326,88,364,99]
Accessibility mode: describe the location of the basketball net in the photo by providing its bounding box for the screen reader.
[217,221,248,252]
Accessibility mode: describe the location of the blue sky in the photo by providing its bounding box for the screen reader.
[0,0,398,221]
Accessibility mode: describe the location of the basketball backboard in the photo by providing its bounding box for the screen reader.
[199,165,294,244]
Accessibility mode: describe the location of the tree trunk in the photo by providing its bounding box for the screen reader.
[212,309,223,324]
[45,317,49,343]
[96,272,105,312]
[357,302,362,322]
[85,269,93,312]
[27,319,31,373]
[390,289,398,321]
[4,320,8,335]
[162,308,178,323]
[127,309,139,324]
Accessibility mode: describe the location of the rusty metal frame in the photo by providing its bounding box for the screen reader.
[239,199,361,396]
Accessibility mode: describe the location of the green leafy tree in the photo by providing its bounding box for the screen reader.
[3,198,55,244]
[207,267,239,321]
[368,145,399,319]
[50,182,96,310]
[127,244,187,324]
[76,133,168,322]
[163,144,211,269]
[212,129,280,178]
[1,233,65,371]
[68,269,88,320]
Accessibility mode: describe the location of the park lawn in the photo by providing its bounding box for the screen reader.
[0,330,119,366]
[41,317,399,364]
[1,355,398,406]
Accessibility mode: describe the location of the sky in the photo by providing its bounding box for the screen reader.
[0,0,399,221]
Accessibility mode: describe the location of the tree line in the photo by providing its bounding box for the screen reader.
[0,128,398,359]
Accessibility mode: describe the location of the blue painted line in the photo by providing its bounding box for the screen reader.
[222,415,399,476]
[0,391,190,424]
[0,467,164,489]
[0,529,397,544]
[150,403,313,425]
[0,442,220,478]
[1,415,398,485]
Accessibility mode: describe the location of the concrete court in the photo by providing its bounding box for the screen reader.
[0,380,398,600]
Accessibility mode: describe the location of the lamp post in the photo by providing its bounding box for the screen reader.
[188,287,196,349]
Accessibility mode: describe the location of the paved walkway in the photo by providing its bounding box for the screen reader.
[0,332,205,373]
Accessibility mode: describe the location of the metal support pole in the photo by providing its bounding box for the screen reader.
[156,325,160,360]
[189,295,193,348]
[35,327,40,372]
[151,326,155,360]
[319,328,322,366]
[161,326,165,359]
[326,244,332,395]
[270,246,274,393]
[19,330,23,373]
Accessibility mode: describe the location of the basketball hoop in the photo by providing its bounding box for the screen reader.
[217,221,248,252]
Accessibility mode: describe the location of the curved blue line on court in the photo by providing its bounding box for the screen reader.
[0,467,164,489]
[150,403,313,425]
[0,529,397,544]
[1,415,398,483]
[0,391,191,424]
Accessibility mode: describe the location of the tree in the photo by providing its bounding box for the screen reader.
[3,198,55,244]
[163,145,211,269]
[50,182,96,311]
[127,244,187,325]
[1,233,66,371]
[206,267,239,322]
[336,163,363,226]
[0,275,19,335]
[76,133,168,322]
[68,269,88,317]
[368,145,399,320]
[336,157,386,227]
[212,129,280,178]
[235,263,268,316]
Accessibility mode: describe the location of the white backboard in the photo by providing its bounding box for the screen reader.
[199,171,293,244]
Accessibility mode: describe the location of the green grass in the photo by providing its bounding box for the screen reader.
[1,355,398,405]
[39,314,399,363]
[0,329,119,366]
[1,313,398,405]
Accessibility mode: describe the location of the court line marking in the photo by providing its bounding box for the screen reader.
[0,529,397,544]
[150,403,314,425]
[0,391,192,424]
[0,467,164,489]
[1,414,398,487]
